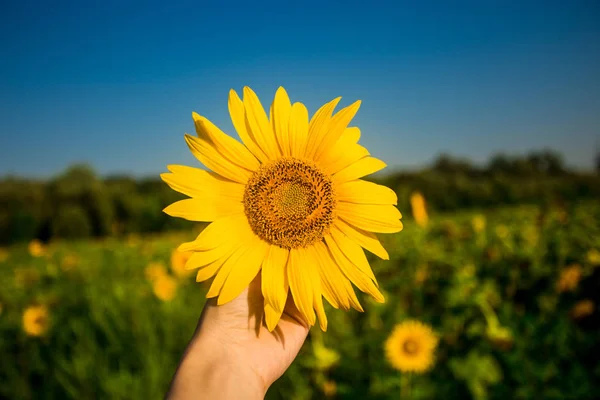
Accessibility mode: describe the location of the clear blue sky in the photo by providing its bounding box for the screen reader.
[1,0,599,178]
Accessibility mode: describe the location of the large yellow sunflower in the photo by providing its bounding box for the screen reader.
[161,87,402,331]
[385,320,438,373]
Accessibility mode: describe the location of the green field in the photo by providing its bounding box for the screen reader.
[1,201,599,399]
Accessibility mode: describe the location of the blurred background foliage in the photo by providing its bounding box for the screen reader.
[1,149,599,399]
[1,149,599,245]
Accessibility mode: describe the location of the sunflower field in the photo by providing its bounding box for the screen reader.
[1,197,599,399]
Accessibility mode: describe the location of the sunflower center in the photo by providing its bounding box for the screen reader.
[243,157,335,249]
[403,339,419,355]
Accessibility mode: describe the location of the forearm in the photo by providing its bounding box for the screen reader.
[165,331,266,400]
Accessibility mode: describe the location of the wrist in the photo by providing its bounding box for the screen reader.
[167,330,266,400]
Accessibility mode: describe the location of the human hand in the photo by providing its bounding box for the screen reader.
[166,274,310,399]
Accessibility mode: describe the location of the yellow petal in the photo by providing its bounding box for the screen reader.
[323,145,369,176]
[335,218,389,260]
[288,102,309,158]
[163,198,243,222]
[311,241,363,312]
[344,127,361,143]
[228,89,268,163]
[308,244,341,309]
[243,86,280,160]
[161,165,244,200]
[320,127,369,175]
[314,100,361,160]
[314,287,328,331]
[261,245,289,314]
[265,302,284,332]
[218,239,268,305]
[305,97,341,159]
[287,248,316,326]
[270,87,292,157]
[336,180,398,205]
[337,202,403,233]
[196,256,228,282]
[185,244,236,270]
[329,225,377,282]
[192,112,259,172]
[302,245,327,331]
[324,234,385,303]
[177,214,248,252]
[332,156,386,184]
[185,134,251,184]
[206,245,246,298]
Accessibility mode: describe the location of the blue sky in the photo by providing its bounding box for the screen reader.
[1,0,599,178]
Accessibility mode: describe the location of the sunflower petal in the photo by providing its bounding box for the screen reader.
[314,100,361,160]
[324,234,385,303]
[344,127,361,143]
[243,86,280,160]
[330,225,377,282]
[264,302,284,332]
[288,102,309,158]
[302,245,327,331]
[163,198,243,222]
[270,87,292,157]
[177,214,248,252]
[185,134,252,184]
[337,180,398,205]
[262,245,290,314]
[206,245,246,298]
[287,248,316,326]
[218,239,268,305]
[322,144,370,176]
[192,112,259,172]
[335,218,389,260]
[305,97,341,159]
[228,89,268,163]
[337,202,403,233]
[196,256,228,282]
[332,156,386,184]
[185,244,236,270]
[314,289,328,331]
[161,165,244,200]
[312,242,363,312]
[308,243,342,309]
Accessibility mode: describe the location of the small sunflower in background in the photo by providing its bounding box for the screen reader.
[170,248,194,278]
[556,264,582,293]
[162,86,402,331]
[587,249,600,266]
[385,320,438,373]
[145,262,167,282]
[152,274,178,302]
[571,299,594,319]
[23,305,49,337]
[410,192,429,228]
[471,214,486,233]
[28,239,45,257]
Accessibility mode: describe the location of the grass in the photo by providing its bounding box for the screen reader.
[1,201,599,399]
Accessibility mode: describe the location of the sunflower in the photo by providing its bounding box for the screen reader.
[385,320,438,373]
[571,299,594,319]
[23,305,49,337]
[556,264,582,293]
[28,239,45,257]
[161,87,402,331]
[170,248,194,278]
[410,192,428,227]
[153,274,178,302]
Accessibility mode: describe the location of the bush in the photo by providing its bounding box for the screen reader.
[51,206,92,239]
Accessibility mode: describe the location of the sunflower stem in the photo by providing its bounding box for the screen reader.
[400,372,412,399]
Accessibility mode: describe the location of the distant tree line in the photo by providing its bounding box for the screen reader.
[1,150,598,244]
